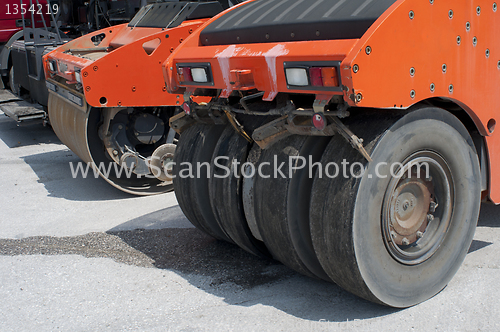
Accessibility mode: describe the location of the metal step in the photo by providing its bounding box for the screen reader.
[0,100,46,122]
[0,90,22,104]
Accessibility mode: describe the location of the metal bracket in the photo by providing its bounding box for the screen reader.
[313,99,328,114]
[99,108,123,140]
[223,109,252,143]
[330,117,372,162]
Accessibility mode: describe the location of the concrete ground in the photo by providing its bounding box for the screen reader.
[0,111,499,332]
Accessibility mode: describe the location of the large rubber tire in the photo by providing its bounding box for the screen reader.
[310,107,481,307]
[173,124,233,242]
[9,66,19,96]
[253,135,329,279]
[209,126,269,256]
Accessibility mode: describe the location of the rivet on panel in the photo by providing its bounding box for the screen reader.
[410,90,416,99]
[409,10,415,19]
[356,93,363,102]
[449,84,454,93]
[265,34,270,39]
[466,22,471,31]
[132,86,136,92]
[448,10,453,18]
[473,36,478,46]
[316,31,320,36]
[456,36,461,45]
[442,64,447,73]
[477,6,481,15]
[93,66,98,71]
[410,67,415,76]
[365,46,372,55]
[430,83,435,92]
[86,86,91,92]
[290,33,295,38]
[497,61,500,69]
[83,72,88,77]
[353,64,359,73]
[429,0,434,4]
[494,3,498,12]
[486,49,490,58]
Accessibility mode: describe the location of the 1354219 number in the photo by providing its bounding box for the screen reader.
[5,3,59,16]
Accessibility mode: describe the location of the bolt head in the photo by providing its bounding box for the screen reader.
[112,150,118,156]
[402,238,410,246]
[430,202,437,213]
[417,231,424,239]
[353,64,359,73]
[427,214,435,222]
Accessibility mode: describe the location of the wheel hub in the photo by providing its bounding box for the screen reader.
[382,151,454,265]
[389,178,433,245]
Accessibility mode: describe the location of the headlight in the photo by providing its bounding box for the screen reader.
[48,60,57,72]
[74,68,82,84]
[285,62,341,91]
[191,68,208,83]
[285,68,309,86]
[177,63,213,85]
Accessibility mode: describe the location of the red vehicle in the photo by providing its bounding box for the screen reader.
[164,0,495,307]
[0,0,50,88]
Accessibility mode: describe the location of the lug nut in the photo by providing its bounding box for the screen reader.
[402,238,410,246]
[112,150,118,156]
[430,202,437,213]
[427,214,435,222]
[417,231,424,239]
[391,231,397,238]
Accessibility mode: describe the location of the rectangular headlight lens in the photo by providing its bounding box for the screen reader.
[74,69,82,83]
[286,68,309,86]
[191,68,208,83]
[48,60,57,72]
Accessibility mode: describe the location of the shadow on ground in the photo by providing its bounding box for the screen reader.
[1,203,498,321]
[21,149,132,201]
[0,115,57,148]
[477,203,500,228]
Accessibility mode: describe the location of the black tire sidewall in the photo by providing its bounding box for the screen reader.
[353,108,481,307]
[9,66,19,95]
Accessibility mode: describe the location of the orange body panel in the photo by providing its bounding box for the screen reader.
[165,0,500,203]
[44,19,208,108]
[341,0,500,202]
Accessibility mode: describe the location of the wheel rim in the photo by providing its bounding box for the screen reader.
[382,151,455,265]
